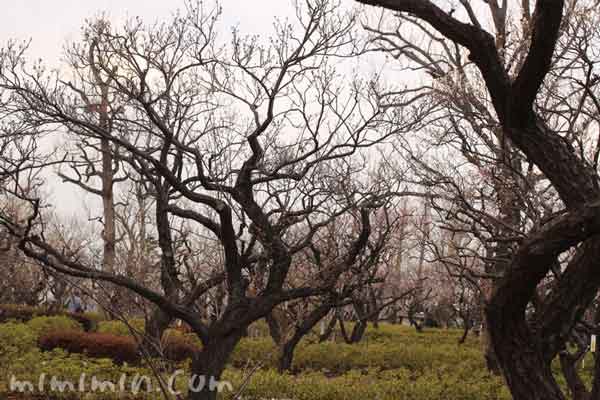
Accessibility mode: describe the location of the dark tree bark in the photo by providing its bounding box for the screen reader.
[591,347,600,400]
[485,311,566,400]
[559,350,589,400]
[277,303,332,372]
[348,299,369,343]
[188,328,246,400]
[458,317,471,345]
[482,319,501,374]
[356,0,600,398]
[337,310,352,343]
[407,302,424,333]
[591,305,600,398]
[141,308,172,357]
[338,309,368,344]
[266,311,283,345]
[318,312,338,343]
[350,320,368,343]
[141,182,178,353]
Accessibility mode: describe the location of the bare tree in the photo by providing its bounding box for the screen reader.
[266,201,415,370]
[0,1,428,399]
[358,0,600,398]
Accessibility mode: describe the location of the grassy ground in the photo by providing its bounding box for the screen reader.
[1,317,518,399]
[10,316,594,399]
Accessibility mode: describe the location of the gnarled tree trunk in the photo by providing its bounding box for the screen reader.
[188,329,245,400]
[486,307,565,400]
[318,312,338,343]
[559,350,589,400]
[141,308,172,357]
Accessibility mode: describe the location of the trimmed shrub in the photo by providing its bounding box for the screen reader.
[81,311,106,323]
[64,312,99,332]
[0,303,46,322]
[38,327,200,365]
[38,330,140,365]
[247,319,270,338]
[27,315,83,337]
[97,318,145,336]
[0,304,98,332]
[161,329,200,362]
[231,337,278,368]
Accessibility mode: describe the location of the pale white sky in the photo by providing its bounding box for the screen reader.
[1,0,367,219]
[1,0,317,64]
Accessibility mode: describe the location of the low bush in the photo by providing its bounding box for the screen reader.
[0,303,98,332]
[231,337,278,368]
[161,329,200,362]
[66,312,100,332]
[39,330,140,365]
[27,315,83,337]
[0,321,37,363]
[38,327,200,365]
[4,347,153,398]
[0,303,46,322]
[97,318,145,336]
[221,367,511,400]
[82,311,106,323]
[247,319,271,338]
[95,320,200,362]
[292,340,483,374]
[227,325,484,375]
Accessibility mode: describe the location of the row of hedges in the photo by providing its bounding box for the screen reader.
[16,319,484,375]
[39,330,141,365]
[3,319,585,400]
[0,303,102,331]
[28,315,84,336]
[1,305,203,366]
[228,336,484,374]
[2,312,485,375]
[0,314,85,362]
[97,318,145,336]
[38,328,199,365]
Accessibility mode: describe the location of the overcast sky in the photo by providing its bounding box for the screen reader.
[1,0,370,218]
[1,0,319,65]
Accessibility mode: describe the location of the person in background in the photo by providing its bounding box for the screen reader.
[66,291,84,314]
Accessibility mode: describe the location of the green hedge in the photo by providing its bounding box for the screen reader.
[27,316,83,337]
[228,326,483,374]
[97,318,145,336]
[0,304,100,332]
